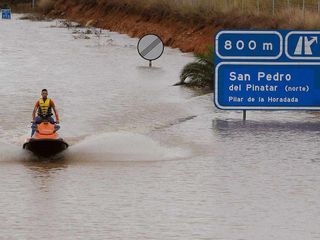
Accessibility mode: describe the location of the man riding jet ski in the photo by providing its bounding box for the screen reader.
[23,89,68,157]
[31,89,59,136]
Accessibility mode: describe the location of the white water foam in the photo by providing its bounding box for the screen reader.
[0,142,34,162]
[64,132,191,162]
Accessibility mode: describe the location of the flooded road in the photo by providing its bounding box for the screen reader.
[0,15,320,239]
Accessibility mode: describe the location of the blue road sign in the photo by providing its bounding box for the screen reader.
[1,9,11,20]
[216,31,283,60]
[214,30,320,110]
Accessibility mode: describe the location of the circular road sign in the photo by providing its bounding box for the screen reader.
[137,34,164,61]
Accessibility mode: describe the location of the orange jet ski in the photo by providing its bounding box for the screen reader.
[23,120,68,157]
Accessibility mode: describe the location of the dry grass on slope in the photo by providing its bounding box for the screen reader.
[71,0,320,29]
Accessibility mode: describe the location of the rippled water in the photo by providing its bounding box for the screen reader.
[0,15,320,240]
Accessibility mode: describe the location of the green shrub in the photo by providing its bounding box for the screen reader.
[177,46,214,89]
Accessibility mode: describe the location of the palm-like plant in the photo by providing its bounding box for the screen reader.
[176,46,214,89]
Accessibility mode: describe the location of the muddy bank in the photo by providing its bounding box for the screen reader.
[13,0,319,53]
[42,0,298,54]
[45,1,212,53]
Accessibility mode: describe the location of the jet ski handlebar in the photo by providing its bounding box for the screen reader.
[31,121,59,124]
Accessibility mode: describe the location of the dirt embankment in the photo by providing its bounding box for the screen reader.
[41,0,318,54]
[45,0,214,53]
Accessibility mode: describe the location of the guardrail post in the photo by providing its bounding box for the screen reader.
[272,0,275,15]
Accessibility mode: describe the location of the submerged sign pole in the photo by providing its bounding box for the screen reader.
[214,30,320,119]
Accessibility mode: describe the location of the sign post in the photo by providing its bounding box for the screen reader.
[214,30,320,120]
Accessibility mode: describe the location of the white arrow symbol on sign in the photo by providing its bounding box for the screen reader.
[294,36,318,55]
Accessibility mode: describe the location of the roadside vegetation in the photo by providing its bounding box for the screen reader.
[7,0,320,29]
[37,0,54,13]
[59,0,320,28]
[176,46,214,90]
